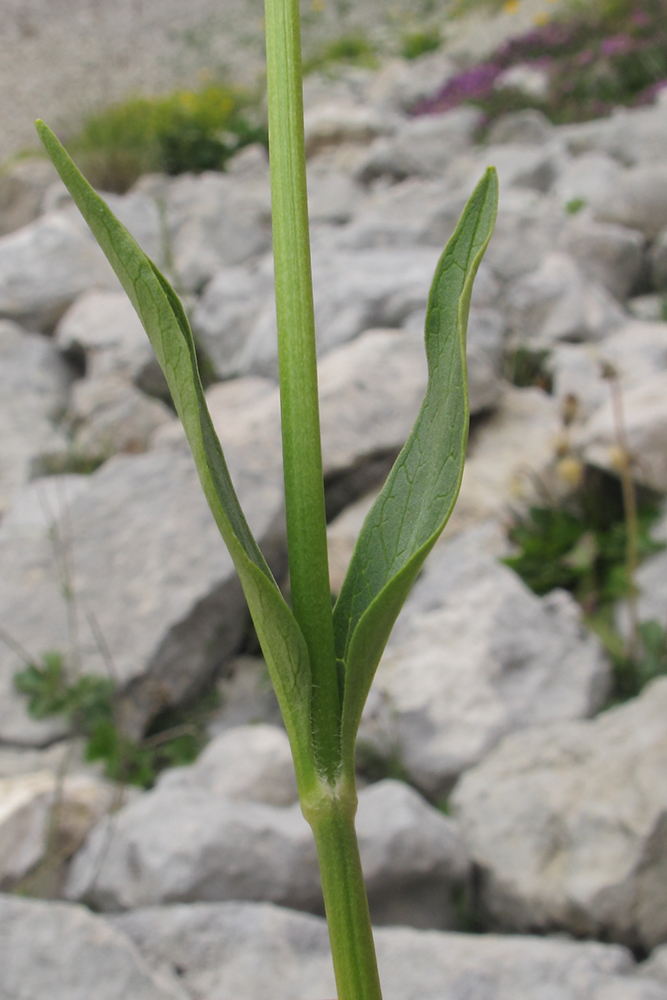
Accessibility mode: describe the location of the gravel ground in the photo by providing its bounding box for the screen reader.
[0,0,565,162]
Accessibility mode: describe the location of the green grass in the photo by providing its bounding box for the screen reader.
[14,652,214,787]
[400,28,442,60]
[503,469,667,701]
[66,83,266,193]
[303,34,379,74]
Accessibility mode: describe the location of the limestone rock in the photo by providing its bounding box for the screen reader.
[0,895,187,1000]
[336,178,469,251]
[551,152,623,212]
[487,109,554,145]
[112,900,667,1000]
[0,209,116,331]
[55,289,168,397]
[355,106,481,183]
[0,319,72,515]
[66,778,468,929]
[304,99,392,158]
[358,523,610,798]
[325,388,564,591]
[650,229,667,291]
[560,104,667,167]
[193,247,443,379]
[0,770,114,888]
[578,371,667,492]
[483,188,567,281]
[505,252,626,348]
[0,423,284,743]
[558,218,644,299]
[156,724,298,808]
[67,375,172,460]
[164,171,272,292]
[452,677,667,950]
[0,157,59,236]
[206,656,282,736]
[595,165,667,239]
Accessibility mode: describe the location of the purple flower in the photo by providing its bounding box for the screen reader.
[600,34,634,56]
[630,9,651,28]
[635,78,667,105]
[577,48,594,66]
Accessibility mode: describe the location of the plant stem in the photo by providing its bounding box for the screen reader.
[305,780,384,1000]
[264,0,341,777]
[609,376,639,660]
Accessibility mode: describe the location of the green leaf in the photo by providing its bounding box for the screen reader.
[333,167,498,769]
[36,121,317,789]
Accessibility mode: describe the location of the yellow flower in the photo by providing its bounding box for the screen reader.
[311,0,325,10]
[556,457,584,490]
[503,0,521,12]
[533,11,550,24]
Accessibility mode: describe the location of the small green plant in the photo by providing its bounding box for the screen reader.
[13,652,207,787]
[565,196,587,214]
[36,0,497,994]
[504,468,666,701]
[303,33,378,74]
[401,28,442,60]
[66,83,266,192]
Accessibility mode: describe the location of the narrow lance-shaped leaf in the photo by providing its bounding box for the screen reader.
[333,167,498,771]
[36,121,318,791]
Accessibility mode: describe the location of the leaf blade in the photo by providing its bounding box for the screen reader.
[333,167,498,766]
[36,121,317,785]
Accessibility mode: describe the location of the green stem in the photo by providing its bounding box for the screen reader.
[305,780,384,1000]
[264,0,340,778]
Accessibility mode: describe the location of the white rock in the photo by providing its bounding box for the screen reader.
[304,99,392,157]
[56,289,167,397]
[0,770,113,887]
[548,321,667,423]
[164,171,272,292]
[447,140,568,197]
[0,429,283,742]
[67,375,172,460]
[547,343,609,421]
[156,724,298,807]
[484,187,567,281]
[112,900,667,1000]
[642,946,667,987]
[0,157,59,236]
[306,161,364,224]
[365,53,457,114]
[66,778,468,928]
[560,103,667,167]
[355,106,481,183]
[650,229,667,291]
[354,779,470,928]
[494,63,550,99]
[0,319,72,515]
[0,895,187,1000]
[0,209,117,331]
[193,247,443,378]
[452,677,667,950]
[443,385,564,537]
[595,165,667,238]
[359,523,610,797]
[558,218,644,299]
[206,656,282,736]
[578,371,667,492]
[487,109,553,145]
[505,251,626,348]
[551,152,623,211]
[336,178,469,250]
